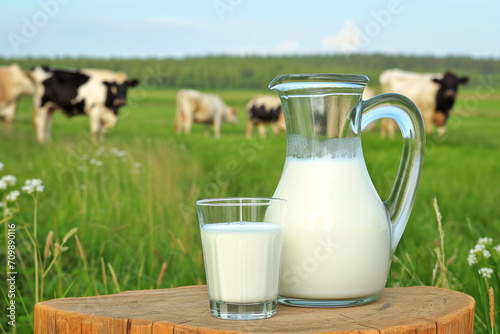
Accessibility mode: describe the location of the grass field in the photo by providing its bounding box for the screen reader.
[1,86,499,333]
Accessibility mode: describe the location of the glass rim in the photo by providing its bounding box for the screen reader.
[269,73,370,90]
[196,197,287,207]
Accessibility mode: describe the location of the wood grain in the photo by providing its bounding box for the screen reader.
[34,285,475,334]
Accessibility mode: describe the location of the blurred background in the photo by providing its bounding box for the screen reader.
[0,1,499,333]
[1,0,499,86]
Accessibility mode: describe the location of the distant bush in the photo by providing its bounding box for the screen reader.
[1,54,498,89]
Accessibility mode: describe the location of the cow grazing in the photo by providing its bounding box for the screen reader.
[31,66,139,143]
[379,69,468,138]
[0,64,35,124]
[175,89,238,138]
[245,95,285,139]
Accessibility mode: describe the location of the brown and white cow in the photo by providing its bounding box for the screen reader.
[175,89,238,138]
[245,95,285,139]
[379,69,468,138]
[0,64,35,124]
[31,66,139,143]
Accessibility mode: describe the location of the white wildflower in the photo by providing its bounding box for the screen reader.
[4,207,12,217]
[0,162,4,171]
[31,179,42,186]
[494,245,500,254]
[1,175,17,186]
[133,162,141,169]
[90,159,103,166]
[22,179,44,194]
[0,180,7,190]
[483,249,491,258]
[0,202,3,207]
[478,237,493,245]
[467,250,477,266]
[111,147,126,160]
[6,190,20,202]
[473,244,485,253]
[478,267,494,278]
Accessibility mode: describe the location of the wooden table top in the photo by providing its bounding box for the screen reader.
[35,285,475,334]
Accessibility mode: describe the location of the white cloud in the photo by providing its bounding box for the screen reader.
[321,20,365,54]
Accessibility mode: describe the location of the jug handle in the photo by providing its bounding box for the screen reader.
[360,93,425,254]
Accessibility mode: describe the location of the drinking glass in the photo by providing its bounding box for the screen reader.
[196,197,286,320]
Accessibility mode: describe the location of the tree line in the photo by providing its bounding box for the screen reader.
[1,54,497,89]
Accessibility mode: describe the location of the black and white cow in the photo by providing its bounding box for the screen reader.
[380,69,468,138]
[245,95,286,139]
[31,66,139,143]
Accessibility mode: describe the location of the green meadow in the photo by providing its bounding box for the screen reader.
[1,86,499,333]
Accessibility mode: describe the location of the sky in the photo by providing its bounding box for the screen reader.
[0,0,499,59]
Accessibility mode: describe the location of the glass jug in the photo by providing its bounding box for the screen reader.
[269,74,425,307]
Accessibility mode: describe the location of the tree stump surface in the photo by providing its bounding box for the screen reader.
[35,285,475,334]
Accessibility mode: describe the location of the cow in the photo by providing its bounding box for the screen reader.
[0,64,35,124]
[175,89,238,138]
[379,69,468,138]
[245,95,285,139]
[31,66,139,143]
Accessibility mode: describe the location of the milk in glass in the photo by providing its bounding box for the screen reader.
[201,222,284,303]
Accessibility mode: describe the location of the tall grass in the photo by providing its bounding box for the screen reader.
[1,138,207,330]
[0,87,499,332]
